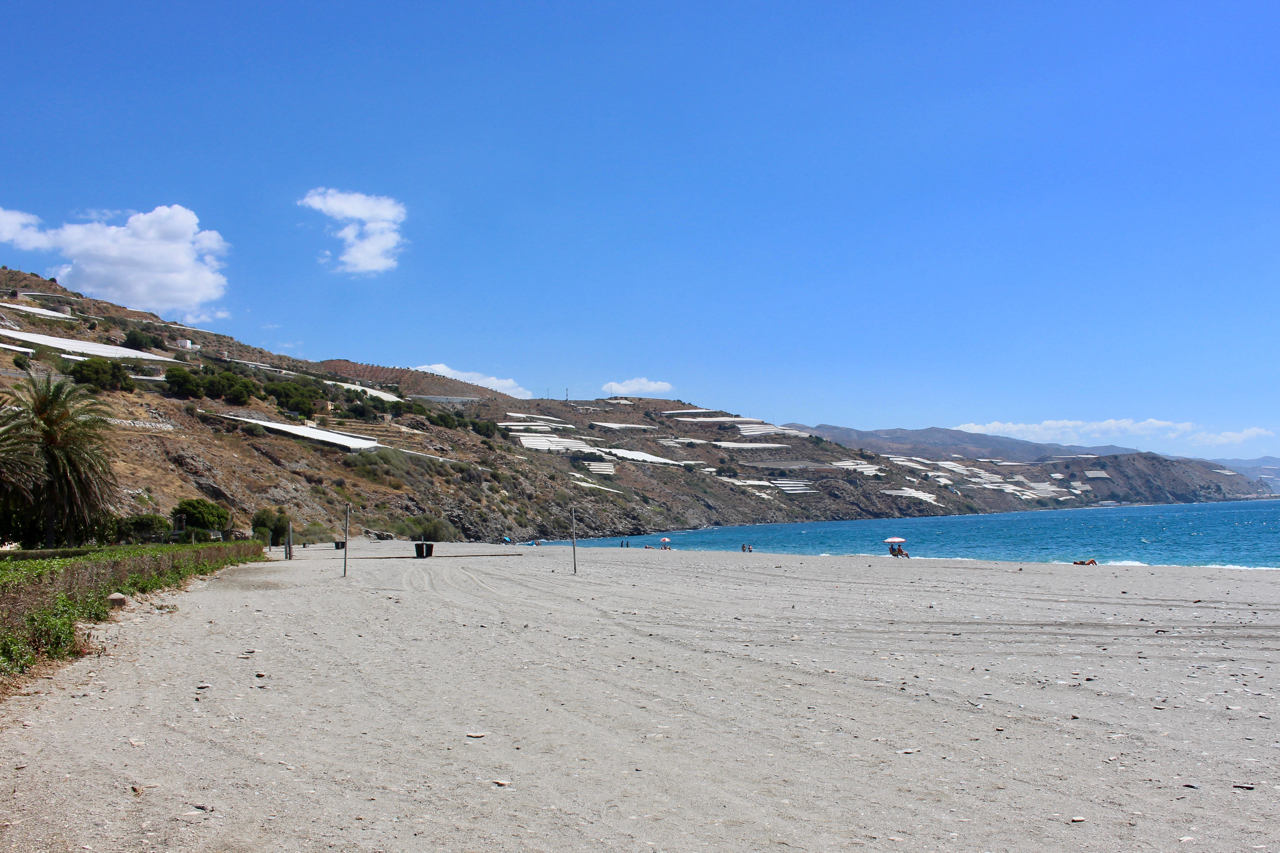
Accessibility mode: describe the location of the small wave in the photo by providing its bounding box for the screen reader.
[1202,563,1280,571]
[1104,560,1149,566]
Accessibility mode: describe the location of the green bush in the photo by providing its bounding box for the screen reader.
[69,357,136,392]
[124,329,166,352]
[172,498,230,532]
[251,507,292,546]
[116,514,171,542]
[164,366,204,399]
[252,526,272,545]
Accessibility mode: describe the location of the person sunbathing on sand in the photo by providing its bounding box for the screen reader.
[1073,558,1098,565]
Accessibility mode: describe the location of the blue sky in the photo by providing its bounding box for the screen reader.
[2,2,1278,458]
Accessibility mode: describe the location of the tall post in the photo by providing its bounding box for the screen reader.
[287,521,293,560]
[570,505,578,575]
[343,504,350,577]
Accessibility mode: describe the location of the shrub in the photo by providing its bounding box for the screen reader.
[116,514,171,542]
[123,329,165,352]
[295,523,334,545]
[164,366,204,399]
[392,515,459,542]
[172,498,230,533]
[69,357,136,393]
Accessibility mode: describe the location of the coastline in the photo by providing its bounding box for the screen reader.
[2,542,1277,850]
[557,499,1280,570]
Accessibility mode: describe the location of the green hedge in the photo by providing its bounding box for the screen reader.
[0,541,265,674]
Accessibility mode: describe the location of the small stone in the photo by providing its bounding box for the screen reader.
[466,732,487,738]
[255,672,266,678]
[107,593,127,609]
[1071,816,1086,823]
[196,683,211,690]
[492,779,510,787]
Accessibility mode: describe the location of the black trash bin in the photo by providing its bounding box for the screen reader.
[414,542,434,558]
[335,541,345,550]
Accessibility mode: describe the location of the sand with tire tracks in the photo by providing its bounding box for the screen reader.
[1,542,1277,851]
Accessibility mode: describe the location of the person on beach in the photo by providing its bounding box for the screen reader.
[741,544,747,552]
[747,545,753,553]
[1073,558,1098,565]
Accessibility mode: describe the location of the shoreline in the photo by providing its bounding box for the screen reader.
[551,499,1280,570]
[547,537,1280,571]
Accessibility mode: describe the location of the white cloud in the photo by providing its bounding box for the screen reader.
[602,377,674,396]
[415,363,532,399]
[1188,427,1274,446]
[298,188,406,274]
[0,204,228,315]
[956,419,1272,447]
[180,308,231,325]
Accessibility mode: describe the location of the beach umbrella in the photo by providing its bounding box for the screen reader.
[884,537,906,543]
[660,537,671,543]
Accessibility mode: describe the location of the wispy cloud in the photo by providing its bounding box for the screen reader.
[602,377,673,395]
[416,363,531,399]
[298,188,406,274]
[0,204,228,315]
[956,419,1272,447]
[181,308,231,325]
[1188,427,1274,446]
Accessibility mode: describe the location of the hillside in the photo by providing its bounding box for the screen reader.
[315,360,506,401]
[1209,456,1280,494]
[789,423,1140,462]
[0,270,1269,544]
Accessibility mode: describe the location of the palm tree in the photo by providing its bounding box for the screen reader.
[0,406,41,500]
[1,370,117,547]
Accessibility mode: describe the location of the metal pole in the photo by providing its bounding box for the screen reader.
[570,506,577,575]
[287,521,293,560]
[343,504,349,577]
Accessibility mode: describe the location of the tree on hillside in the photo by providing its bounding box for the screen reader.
[124,329,166,352]
[172,498,230,533]
[0,371,117,548]
[164,366,204,399]
[69,357,136,393]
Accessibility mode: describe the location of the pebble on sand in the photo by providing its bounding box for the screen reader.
[107,593,127,609]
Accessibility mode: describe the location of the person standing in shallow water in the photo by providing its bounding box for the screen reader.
[741,544,746,552]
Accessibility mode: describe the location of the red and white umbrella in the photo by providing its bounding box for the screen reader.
[884,537,906,544]
[660,537,671,543]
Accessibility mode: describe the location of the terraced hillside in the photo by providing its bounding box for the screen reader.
[0,271,1267,544]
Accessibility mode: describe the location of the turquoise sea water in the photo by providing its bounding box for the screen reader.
[561,500,1280,569]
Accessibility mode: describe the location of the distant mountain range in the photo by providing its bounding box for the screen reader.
[786,424,1140,463]
[1209,456,1280,494]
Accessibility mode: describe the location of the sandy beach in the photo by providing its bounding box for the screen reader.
[1,542,1277,851]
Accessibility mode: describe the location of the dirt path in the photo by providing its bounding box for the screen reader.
[1,542,1277,851]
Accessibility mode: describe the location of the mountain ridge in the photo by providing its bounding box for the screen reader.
[786,423,1139,463]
